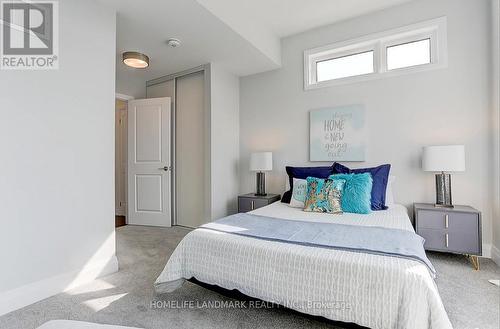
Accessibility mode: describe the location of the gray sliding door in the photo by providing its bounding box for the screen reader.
[175,71,206,228]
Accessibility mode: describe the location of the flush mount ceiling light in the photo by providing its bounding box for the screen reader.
[166,38,181,48]
[122,51,149,69]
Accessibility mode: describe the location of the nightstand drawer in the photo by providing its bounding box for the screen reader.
[419,229,447,250]
[417,210,479,232]
[419,229,480,254]
[238,198,269,212]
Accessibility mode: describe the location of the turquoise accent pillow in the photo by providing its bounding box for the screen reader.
[303,177,345,214]
[329,173,372,214]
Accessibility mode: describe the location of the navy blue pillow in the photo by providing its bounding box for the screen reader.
[332,163,391,210]
[282,165,335,203]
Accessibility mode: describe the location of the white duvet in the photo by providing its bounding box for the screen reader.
[155,203,452,329]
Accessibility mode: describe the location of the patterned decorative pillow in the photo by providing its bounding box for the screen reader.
[303,177,345,214]
[289,178,308,208]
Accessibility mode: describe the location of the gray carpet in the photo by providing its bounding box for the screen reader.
[1,225,499,329]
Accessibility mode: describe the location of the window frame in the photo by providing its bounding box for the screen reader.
[304,17,447,90]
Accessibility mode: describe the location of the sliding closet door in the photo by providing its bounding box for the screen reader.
[176,71,206,227]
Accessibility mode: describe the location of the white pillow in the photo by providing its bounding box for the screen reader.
[385,175,396,206]
[289,178,308,208]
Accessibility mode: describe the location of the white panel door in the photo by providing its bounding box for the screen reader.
[127,98,171,227]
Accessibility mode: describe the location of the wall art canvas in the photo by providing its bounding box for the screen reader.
[310,105,366,161]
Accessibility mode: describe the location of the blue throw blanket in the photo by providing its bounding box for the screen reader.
[201,213,436,277]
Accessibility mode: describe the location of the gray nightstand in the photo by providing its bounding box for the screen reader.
[238,193,280,213]
[414,203,482,270]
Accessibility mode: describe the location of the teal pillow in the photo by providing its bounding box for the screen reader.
[303,177,345,214]
[329,173,372,214]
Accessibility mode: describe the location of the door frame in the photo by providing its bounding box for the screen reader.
[146,64,212,227]
[115,93,134,223]
[116,93,134,101]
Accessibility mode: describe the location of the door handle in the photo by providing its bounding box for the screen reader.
[158,166,171,171]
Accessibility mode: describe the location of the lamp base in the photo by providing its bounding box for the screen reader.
[435,172,453,207]
[256,172,266,196]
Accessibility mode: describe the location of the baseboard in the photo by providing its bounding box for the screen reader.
[482,243,492,258]
[491,245,500,266]
[0,254,118,317]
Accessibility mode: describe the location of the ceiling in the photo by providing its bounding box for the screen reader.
[99,0,416,95]
[197,0,416,38]
[100,0,281,96]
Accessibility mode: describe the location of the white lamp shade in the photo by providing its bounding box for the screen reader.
[422,145,465,172]
[250,152,273,171]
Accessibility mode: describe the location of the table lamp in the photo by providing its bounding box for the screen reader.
[422,145,465,208]
[250,152,272,196]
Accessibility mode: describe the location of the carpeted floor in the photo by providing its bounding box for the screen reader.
[1,225,499,329]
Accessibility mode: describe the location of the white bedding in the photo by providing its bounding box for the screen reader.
[251,202,414,230]
[155,203,452,329]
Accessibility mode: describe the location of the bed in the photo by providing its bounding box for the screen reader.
[155,202,452,329]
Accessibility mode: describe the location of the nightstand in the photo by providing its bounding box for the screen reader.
[414,203,482,270]
[238,193,280,213]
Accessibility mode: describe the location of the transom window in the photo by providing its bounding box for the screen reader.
[387,38,431,70]
[316,50,374,82]
[304,17,447,90]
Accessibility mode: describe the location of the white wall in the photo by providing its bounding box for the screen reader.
[116,70,146,99]
[491,0,500,263]
[0,0,117,315]
[211,64,240,219]
[240,0,494,253]
[196,0,282,68]
[146,79,175,99]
